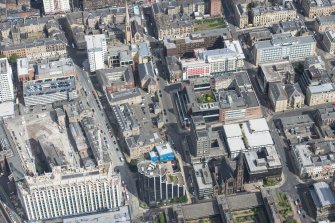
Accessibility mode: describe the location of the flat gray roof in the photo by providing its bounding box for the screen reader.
[311,182,335,208]
[255,34,315,49]
[181,201,220,220]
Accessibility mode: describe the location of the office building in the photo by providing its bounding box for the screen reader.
[268,82,288,112]
[85,34,107,72]
[190,116,211,158]
[126,132,163,160]
[315,15,335,32]
[271,19,308,36]
[315,107,335,126]
[43,0,70,14]
[246,29,272,47]
[23,58,77,106]
[96,67,135,93]
[251,3,296,27]
[258,61,295,93]
[194,163,216,199]
[153,14,194,40]
[18,164,122,221]
[253,33,316,65]
[210,0,222,17]
[138,62,157,93]
[0,58,14,117]
[107,46,133,68]
[299,56,335,106]
[180,40,245,79]
[63,206,130,223]
[223,118,274,159]
[64,99,93,123]
[302,0,335,18]
[164,28,226,57]
[108,88,142,106]
[137,161,186,206]
[310,182,335,221]
[323,31,335,54]
[299,56,328,90]
[0,38,67,60]
[306,83,335,106]
[234,4,249,29]
[187,116,226,162]
[179,71,262,124]
[111,103,140,138]
[292,143,335,179]
[17,58,34,83]
[244,146,282,183]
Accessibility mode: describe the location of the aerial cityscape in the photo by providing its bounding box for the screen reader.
[1,0,335,222]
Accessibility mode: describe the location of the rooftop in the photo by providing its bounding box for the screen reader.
[155,142,174,157]
[137,160,184,184]
[35,58,76,79]
[251,3,295,16]
[111,103,139,132]
[63,206,130,223]
[255,33,315,49]
[244,146,282,173]
[311,182,335,208]
[108,88,141,102]
[17,58,31,76]
[199,40,245,61]
[293,143,335,168]
[260,61,294,83]
[181,201,220,220]
[0,38,65,51]
[316,15,335,25]
[308,83,335,94]
[194,163,213,190]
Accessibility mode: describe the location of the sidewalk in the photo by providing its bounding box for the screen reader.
[244,172,286,192]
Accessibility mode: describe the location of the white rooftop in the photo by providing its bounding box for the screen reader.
[156,142,173,156]
[309,83,335,94]
[223,124,243,138]
[248,118,270,133]
[242,122,273,148]
[0,101,14,118]
[226,137,246,153]
[17,58,29,76]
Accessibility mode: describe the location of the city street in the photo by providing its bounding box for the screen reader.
[74,66,142,219]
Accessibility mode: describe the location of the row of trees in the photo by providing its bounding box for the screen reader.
[0,54,18,64]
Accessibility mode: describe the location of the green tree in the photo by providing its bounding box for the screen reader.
[158,213,166,223]
[0,55,5,58]
[247,2,256,10]
[9,54,18,64]
[294,63,304,74]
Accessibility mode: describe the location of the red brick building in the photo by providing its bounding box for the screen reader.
[210,0,222,17]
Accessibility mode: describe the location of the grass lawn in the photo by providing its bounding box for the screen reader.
[197,92,216,103]
[263,177,280,187]
[277,192,293,219]
[232,208,269,223]
[195,17,226,31]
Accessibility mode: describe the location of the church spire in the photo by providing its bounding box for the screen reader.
[125,1,132,44]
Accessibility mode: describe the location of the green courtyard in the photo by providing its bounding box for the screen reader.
[197,92,216,103]
[194,17,226,31]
